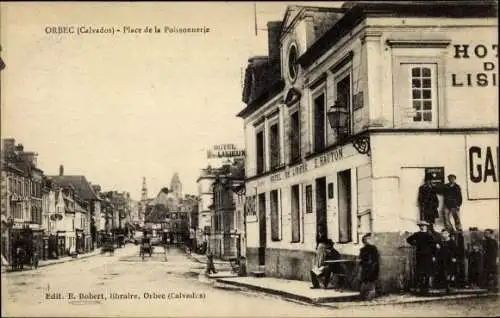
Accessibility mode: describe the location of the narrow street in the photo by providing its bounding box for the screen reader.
[2,245,499,317]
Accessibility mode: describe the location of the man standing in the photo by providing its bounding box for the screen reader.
[418,175,439,227]
[407,221,438,295]
[483,229,499,292]
[442,174,463,233]
[359,233,380,300]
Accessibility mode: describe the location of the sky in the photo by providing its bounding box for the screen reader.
[1,1,341,200]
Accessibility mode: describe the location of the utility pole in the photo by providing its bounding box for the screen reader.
[254,3,258,36]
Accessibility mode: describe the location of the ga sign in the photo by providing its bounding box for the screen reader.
[466,135,499,199]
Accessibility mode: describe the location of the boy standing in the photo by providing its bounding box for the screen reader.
[436,229,458,292]
[483,229,499,292]
[442,174,463,233]
[359,233,380,300]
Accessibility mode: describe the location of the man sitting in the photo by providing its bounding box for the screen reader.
[310,239,341,289]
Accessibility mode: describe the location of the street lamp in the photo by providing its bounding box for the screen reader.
[326,99,371,156]
[326,99,349,136]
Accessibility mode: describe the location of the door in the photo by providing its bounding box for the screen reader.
[338,170,352,243]
[258,193,266,266]
[315,177,327,238]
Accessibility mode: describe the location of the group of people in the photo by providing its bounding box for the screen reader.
[407,221,498,294]
[408,173,498,294]
[310,230,380,301]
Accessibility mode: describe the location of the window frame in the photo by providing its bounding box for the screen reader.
[255,125,266,175]
[289,108,301,165]
[311,85,327,154]
[392,54,446,129]
[333,64,353,138]
[290,184,301,243]
[268,119,281,171]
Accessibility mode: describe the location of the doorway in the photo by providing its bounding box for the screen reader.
[258,193,266,266]
[338,169,352,243]
[315,177,327,238]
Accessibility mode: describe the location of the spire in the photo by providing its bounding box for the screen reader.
[170,172,182,199]
[141,177,148,201]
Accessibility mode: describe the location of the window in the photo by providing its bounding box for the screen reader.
[335,74,352,138]
[338,169,352,243]
[245,195,257,217]
[289,111,301,164]
[269,123,281,170]
[288,44,298,81]
[270,190,281,241]
[411,66,434,122]
[256,130,265,174]
[305,185,313,214]
[395,63,438,128]
[313,93,326,152]
[291,185,301,243]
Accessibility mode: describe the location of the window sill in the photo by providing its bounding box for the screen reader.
[290,240,301,244]
[271,238,281,242]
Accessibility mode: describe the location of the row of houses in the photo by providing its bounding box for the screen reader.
[226,0,498,292]
[141,174,199,244]
[0,138,138,264]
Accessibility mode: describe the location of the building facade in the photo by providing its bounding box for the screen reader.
[239,1,498,291]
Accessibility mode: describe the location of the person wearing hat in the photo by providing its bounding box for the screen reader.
[406,221,439,295]
[441,174,463,233]
[418,174,439,227]
[358,233,380,300]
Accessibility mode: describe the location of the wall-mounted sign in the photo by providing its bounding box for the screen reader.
[466,134,498,199]
[424,167,445,186]
[207,144,245,159]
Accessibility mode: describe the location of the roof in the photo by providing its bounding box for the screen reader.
[237,79,285,119]
[49,175,100,201]
[298,0,498,68]
[144,204,169,223]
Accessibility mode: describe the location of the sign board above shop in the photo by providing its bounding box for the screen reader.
[206,144,245,159]
[466,135,499,200]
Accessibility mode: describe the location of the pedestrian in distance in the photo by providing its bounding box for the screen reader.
[482,229,499,292]
[418,174,439,228]
[205,252,217,276]
[359,233,380,301]
[440,174,463,234]
[406,221,439,295]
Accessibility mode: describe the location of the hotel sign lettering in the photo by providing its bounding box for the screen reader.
[270,147,345,183]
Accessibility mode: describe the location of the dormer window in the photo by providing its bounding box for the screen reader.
[287,43,298,82]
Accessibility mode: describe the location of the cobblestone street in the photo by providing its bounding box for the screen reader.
[1,245,498,317]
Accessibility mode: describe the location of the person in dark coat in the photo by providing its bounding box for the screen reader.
[418,175,439,226]
[436,229,458,291]
[310,239,339,289]
[359,233,380,300]
[467,227,483,288]
[441,174,463,233]
[483,229,498,291]
[406,221,438,294]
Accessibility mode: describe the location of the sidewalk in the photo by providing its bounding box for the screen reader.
[188,253,233,268]
[215,276,496,306]
[2,244,136,272]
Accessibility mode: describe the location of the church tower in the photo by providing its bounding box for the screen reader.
[141,177,148,201]
[170,173,182,199]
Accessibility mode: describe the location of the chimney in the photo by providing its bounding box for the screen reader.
[59,164,64,176]
[19,151,37,167]
[267,21,282,65]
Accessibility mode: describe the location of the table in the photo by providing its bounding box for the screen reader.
[324,259,357,289]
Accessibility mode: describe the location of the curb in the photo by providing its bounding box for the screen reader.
[215,278,498,306]
[214,278,358,304]
[323,292,499,309]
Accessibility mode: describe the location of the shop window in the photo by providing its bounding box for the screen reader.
[313,93,326,152]
[256,130,265,174]
[245,195,257,217]
[291,184,301,243]
[305,185,313,214]
[269,123,281,170]
[289,111,301,164]
[270,190,281,241]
